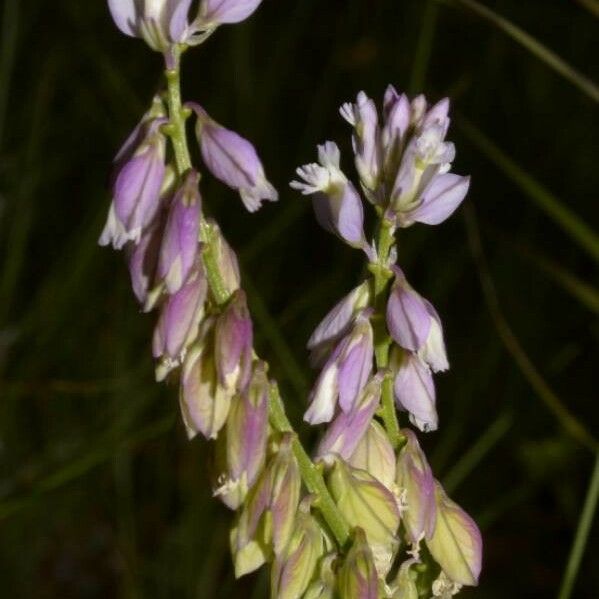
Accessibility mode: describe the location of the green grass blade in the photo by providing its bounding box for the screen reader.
[409,0,440,93]
[557,453,599,599]
[459,117,599,264]
[442,0,599,102]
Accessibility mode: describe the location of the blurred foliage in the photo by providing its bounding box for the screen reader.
[0,0,597,597]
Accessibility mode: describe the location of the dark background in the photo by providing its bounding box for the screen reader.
[0,0,597,597]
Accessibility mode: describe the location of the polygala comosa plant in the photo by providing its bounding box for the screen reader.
[100,1,482,596]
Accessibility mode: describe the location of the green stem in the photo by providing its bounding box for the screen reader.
[163,50,350,549]
[371,219,402,449]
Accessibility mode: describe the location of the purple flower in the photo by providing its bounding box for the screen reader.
[108,0,194,51]
[307,281,371,366]
[214,362,269,510]
[393,351,438,433]
[396,429,436,544]
[291,142,366,249]
[195,0,264,27]
[382,85,411,175]
[316,373,383,462]
[189,103,278,212]
[386,266,448,372]
[214,289,253,392]
[305,310,374,425]
[157,170,201,294]
[340,91,381,192]
[99,118,167,250]
[152,264,208,381]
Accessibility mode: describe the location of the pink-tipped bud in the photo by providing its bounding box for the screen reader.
[338,528,380,599]
[426,481,482,587]
[214,362,269,510]
[396,429,436,545]
[214,289,253,393]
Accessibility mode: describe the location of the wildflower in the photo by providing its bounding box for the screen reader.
[195,0,264,27]
[386,266,448,372]
[99,118,168,249]
[107,0,194,52]
[337,528,380,599]
[426,481,482,587]
[214,289,253,393]
[392,350,438,433]
[189,103,278,212]
[316,373,383,462]
[179,321,234,439]
[205,218,241,295]
[340,91,381,192]
[304,310,374,425]
[307,281,371,366]
[396,429,436,545]
[152,264,208,380]
[157,170,201,294]
[291,141,366,249]
[214,362,269,510]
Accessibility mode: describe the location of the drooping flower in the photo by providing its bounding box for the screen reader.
[316,373,383,463]
[157,170,201,294]
[99,118,168,250]
[307,281,371,366]
[194,0,264,27]
[188,103,278,212]
[392,350,438,433]
[386,266,449,372]
[214,362,269,510]
[152,262,208,380]
[305,310,374,425]
[396,429,436,544]
[426,481,482,587]
[214,289,253,392]
[179,320,234,440]
[291,141,367,249]
[107,0,194,52]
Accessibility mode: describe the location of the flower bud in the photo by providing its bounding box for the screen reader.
[152,264,208,380]
[337,528,379,599]
[108,0,194,52]
[426,481,482,587]
[206,218,241,295]
[271,497,324,599]
[214,362,269,510]
[307,281,371,365]
[348,420,396,491]
[391,558,419,599]
[303,554,336,599]
[179,321,234,439]
[189,103,278,212]
[305,310,374,425]
[340,92,381,192]
[99,118,167,250]
[392,350,438,433]
[234,434,301,572]
[195,0,264,27]
[382,86,411,172]
[291,141,367,249]
[214,289,253,392]
[316,373,383,463]
[156,170,201,294]
[396,429,436,544]
[386,266,448,372]
[328,460,400,577]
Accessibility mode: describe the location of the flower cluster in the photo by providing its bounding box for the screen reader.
[101,1,483,595]
[292,88,481,594]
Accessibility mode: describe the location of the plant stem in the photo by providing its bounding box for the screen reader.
[372,219,402,449]
[163,49,350,549]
